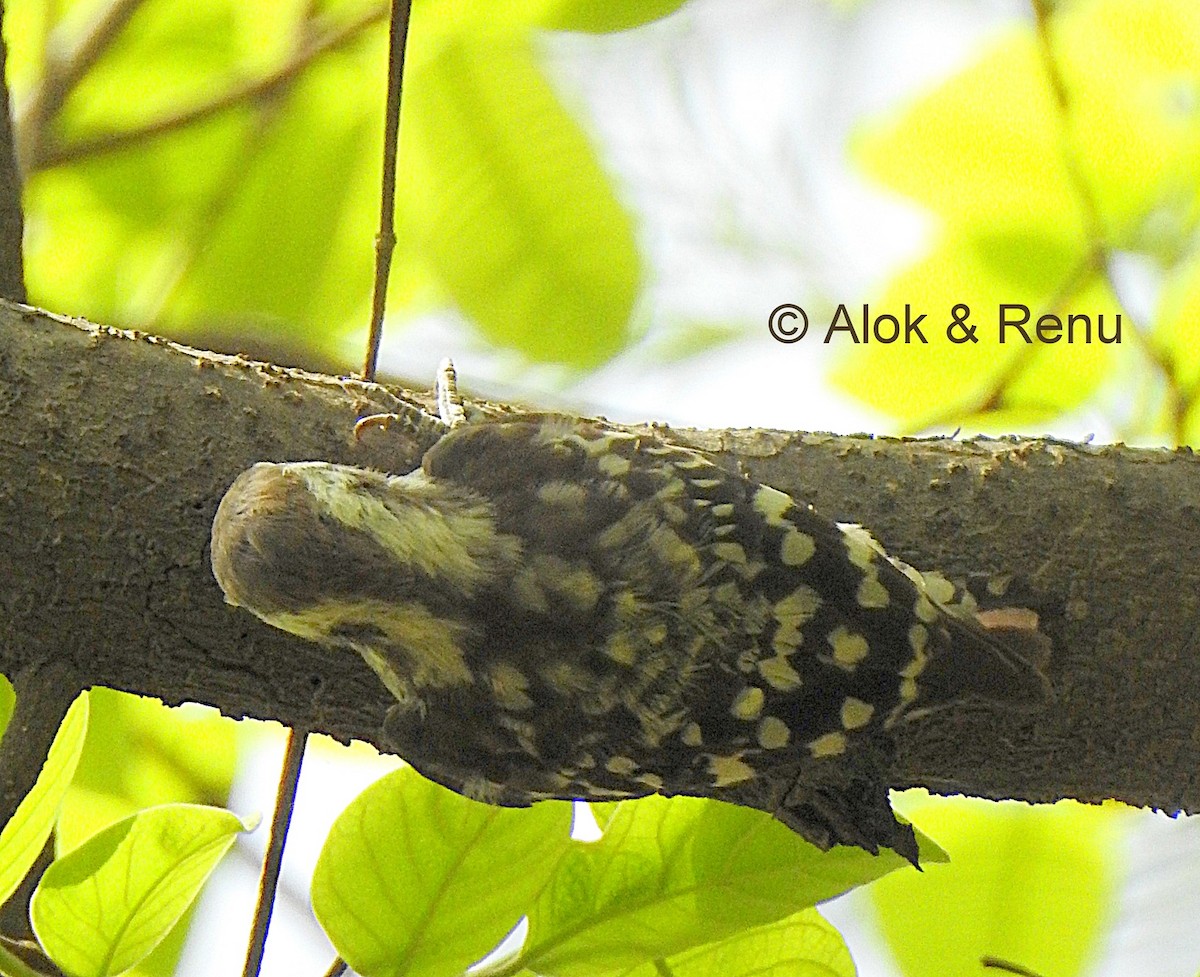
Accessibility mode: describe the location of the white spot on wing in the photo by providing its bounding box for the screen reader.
[752,486,793,525]
[828,626,869,669]
[808,731,847,758]
[756,716,791,749]
[707,754,756,787]
[780,530,816,566]
[730,686,765,720]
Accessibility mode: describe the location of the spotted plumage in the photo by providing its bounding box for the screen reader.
[211,392,1050,863]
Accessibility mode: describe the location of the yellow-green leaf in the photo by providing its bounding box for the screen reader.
[871,792,1127,977]
[520,794,925,977]
[0,674,13,742]
[400,29,641,367]
[31,804,251,977]
[59,690,237,852]
[0,692,89,909]
[620,908,855,977]
[312,765,573,977]
[828,238,1119,431]
[855,28,1083,232]
[537,0,692,33]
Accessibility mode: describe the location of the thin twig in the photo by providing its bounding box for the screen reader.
[361,0,414,381]
[16,0,151,169]
[241,727,308,977]
[32,5,387,170]
[51,0,148,92]
[911,247,1103,433]
[321,957,348,977]
[982,956,1046,977]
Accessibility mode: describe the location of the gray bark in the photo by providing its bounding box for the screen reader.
[1,301,1196,818]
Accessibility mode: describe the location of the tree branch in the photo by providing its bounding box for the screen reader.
[1,301,1196,817]
[0,1,26,301]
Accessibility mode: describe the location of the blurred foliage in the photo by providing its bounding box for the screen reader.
[6,0,659,372]
[845,0,1200,443]
[871,791,1128,977]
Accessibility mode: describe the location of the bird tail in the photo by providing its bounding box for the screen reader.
[909,606,1053,718]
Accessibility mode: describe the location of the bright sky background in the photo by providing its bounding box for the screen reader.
[378,0,1127,442]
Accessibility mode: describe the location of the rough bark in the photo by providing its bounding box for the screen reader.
[1,301,1197,819]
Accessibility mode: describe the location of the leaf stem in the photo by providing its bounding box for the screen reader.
[1029,0,1188,442]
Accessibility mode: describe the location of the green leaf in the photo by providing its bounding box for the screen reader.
[537,0,693,33]
[59,690,237,852]
[312,765,573,977]
[827,239,1118,431]
[166,39,385,351]
[21,1,385,369]
[621,908,855,977]
[411,0,691,37]
[400,29,641,367]
[23,2,646,372]
[1051,0,1200,257]
[520,794,917,977]
[31,804,250,977]
[871,792,1127,977]
[0,692,89,908]
[53,4,242,140]
[845,0,1200,430]
[855,28,1083,232]
[0,673,13,741]
[51,692,237,977]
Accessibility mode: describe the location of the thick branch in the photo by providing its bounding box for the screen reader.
[1,301,1197,817]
